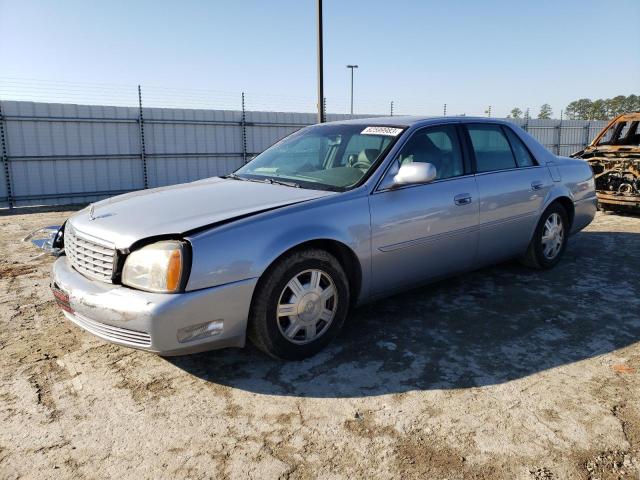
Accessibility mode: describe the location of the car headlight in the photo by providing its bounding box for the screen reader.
[122,240,188,293]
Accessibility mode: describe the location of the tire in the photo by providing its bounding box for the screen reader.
[520,202,569,270]
[247,248,350,360]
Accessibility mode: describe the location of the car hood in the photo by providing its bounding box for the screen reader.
[68,177,336,249]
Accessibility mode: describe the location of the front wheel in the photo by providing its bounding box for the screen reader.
[520,202,569,270]
[248,248,350,360]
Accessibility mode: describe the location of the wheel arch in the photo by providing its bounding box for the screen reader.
[540,185,576,231]
[526,194,575,249]
[254,238,363,309]
[551,196,575,230]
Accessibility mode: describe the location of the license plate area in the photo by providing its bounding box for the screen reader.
[51,283,73,313]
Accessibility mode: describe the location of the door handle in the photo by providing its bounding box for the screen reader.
[531,180,544,191]
[454,193,472,206]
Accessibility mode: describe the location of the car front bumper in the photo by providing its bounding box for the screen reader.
[51,257,258,355]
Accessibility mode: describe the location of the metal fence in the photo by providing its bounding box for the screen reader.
[0,99,608,208]
[505,117,608,157]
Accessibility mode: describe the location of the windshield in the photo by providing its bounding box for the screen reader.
[234,124,403,191]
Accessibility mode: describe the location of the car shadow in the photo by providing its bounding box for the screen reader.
[167,230,640,398]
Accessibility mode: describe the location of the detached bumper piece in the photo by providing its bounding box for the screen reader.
[23,225,64,257]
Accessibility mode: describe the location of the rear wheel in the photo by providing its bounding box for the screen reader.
[248,248,349,360]
[520,202,569,270]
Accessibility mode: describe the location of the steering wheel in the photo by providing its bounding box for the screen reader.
[350,159,371,170]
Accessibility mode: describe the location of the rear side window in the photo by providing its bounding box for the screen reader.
[504,127,536,167]
[467,124,517,172]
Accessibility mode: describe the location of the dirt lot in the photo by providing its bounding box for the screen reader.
[0,208,639,479]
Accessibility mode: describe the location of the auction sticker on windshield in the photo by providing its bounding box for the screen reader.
[361,126,403,136]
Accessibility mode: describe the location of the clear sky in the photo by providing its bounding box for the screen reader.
[1,0,639,117]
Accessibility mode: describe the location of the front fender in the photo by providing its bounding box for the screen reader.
[184,194,372,297]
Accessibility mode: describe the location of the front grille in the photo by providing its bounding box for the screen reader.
[65,224,115,283]
[64,311,152,347]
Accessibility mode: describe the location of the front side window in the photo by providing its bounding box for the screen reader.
[503,127,536,167]
[235,124,398,191]
[396,125,464,180]
[467,124,517,172]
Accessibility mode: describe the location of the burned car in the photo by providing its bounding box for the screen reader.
[572,112,640,212]
[28,117,596,360]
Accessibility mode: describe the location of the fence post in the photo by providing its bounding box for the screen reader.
[241,92,247,163]
[0,101,13,208]
[583,122,591,149]
[555,111,563,155]
[137,85,148,189]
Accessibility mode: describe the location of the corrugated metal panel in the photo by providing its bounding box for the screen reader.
[144,107,242,154]
[148,156,243,187]
[504,118,608,155]
[0,166,8,208]
[0,100,611,208]
[245,111,307,153]
[3,101,143,206]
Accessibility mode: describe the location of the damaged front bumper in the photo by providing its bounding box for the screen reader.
[51,257,257,355]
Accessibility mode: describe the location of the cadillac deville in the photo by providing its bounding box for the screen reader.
[31,117,597,359]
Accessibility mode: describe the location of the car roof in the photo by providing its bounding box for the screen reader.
[614,112,640,122]
[324,115,511,128]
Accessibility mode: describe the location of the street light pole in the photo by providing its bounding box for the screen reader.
[316,0,324,123]
[346,65,358,115]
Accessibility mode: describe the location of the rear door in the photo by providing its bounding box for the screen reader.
[463,123,552,266]
[369,124,479,295]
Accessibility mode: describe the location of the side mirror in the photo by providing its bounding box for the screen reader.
[393,163,437,186]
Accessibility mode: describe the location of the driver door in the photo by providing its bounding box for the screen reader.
[369,124,479,295]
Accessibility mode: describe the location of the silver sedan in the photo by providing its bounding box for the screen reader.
[43,117,597,359]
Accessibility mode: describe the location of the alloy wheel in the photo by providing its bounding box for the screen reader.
[276,269,337,345]
[541,212,564,260]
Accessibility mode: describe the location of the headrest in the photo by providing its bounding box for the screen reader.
[406,134,438,153]
[357,148,379,165]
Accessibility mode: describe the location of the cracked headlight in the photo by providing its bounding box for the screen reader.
[122,240,187,293]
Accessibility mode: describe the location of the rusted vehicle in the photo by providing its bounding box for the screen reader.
[572,112,640,212]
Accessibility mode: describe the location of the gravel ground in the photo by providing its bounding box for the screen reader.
[0,207,639,480]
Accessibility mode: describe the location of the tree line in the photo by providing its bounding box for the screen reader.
[507,94,639,120]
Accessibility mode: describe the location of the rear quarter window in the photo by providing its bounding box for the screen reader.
[503,127,536,167]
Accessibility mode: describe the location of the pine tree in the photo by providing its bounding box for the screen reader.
[538,104,552,119]
[508,107,523,119]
